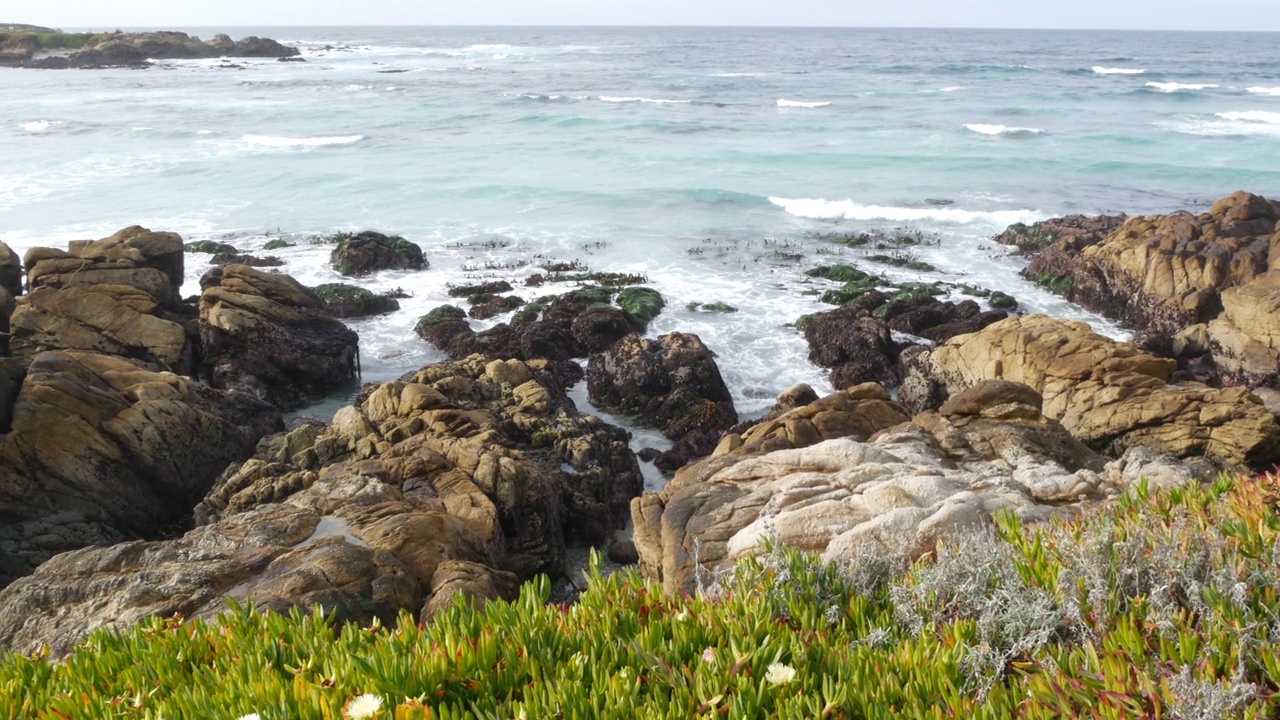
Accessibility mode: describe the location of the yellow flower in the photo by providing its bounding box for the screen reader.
[344,693,384,719]
[765,662,796,686]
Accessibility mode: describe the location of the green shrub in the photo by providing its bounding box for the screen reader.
[3,475,1278,719]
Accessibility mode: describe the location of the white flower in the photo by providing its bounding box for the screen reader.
[236,715,262,720]
[701,647,715,662]
[675,611,688,621]
[344,693,384,719]
[765,662,797,686]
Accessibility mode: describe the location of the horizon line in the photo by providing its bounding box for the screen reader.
[23,23,1280,34]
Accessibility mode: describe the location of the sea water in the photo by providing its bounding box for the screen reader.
[3,27,1279,416]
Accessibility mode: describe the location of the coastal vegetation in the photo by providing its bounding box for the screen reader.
[3,475,1277,718]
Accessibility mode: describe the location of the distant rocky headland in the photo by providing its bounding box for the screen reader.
[0,25,299,68]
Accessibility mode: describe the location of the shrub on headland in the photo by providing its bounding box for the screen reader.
[3,474,1278,718]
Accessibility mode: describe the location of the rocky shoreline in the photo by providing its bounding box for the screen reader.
[0,191,1277,657]
[0,28,298,68]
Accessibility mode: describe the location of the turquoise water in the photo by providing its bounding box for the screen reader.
[3,27,1279,413]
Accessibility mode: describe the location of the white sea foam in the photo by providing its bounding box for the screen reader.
[241,134,365,147]
[22,120,57,133]
[939,86,965,92]
[598,96,691,104]
[197,129,213,135]
[1093,66,1145,75]
[711,72,766,77]
[1217,110,1280,124]
[777,99,831,108]
[493,54,509,60]
[965,123,1045,136]
[1145,82,1219,92]
[469,43,510,51]
[1246,86,1280,96]
[768,197,1040,226]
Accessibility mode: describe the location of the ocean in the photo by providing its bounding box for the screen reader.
[3,26,1279,417]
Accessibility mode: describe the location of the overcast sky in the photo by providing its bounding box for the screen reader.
[18,0,1280,32]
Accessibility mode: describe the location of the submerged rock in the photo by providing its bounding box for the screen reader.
[312,282,400,318]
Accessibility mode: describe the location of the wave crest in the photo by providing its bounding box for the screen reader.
[241,134,365,147]
[768,197,1040,226]
[1247,86,1280,96]
[1145,82,1218,92]
[965,123,1045,136]
[1093,66,1146,75]
[777,99,831,108]
[599,96,691,104]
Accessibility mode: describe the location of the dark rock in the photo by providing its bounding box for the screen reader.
[0,350,280,590]
[184,240,239,255]
[199,265,359,410]
[210,253,284,268]
[570,306,634,354]
[803,305,900,389]
[312,283,400,318]
[607,540,639,565]
[467,294,524,320]
[588,332,738,471]
[330,231,426,276]
[0,242,22,297]
[449,280,513,298]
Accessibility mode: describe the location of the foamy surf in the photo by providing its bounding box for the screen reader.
[965,123,1045,136]
[1247,86,1280,96]
[777,99,831,108]
[768,197,1041,226]
[1145,82,1219,92]
[598,96,692,104]
[1093,66,1145,75]
[1216,111,1280,125]
[241,134,365,148]
[21,120,57,133]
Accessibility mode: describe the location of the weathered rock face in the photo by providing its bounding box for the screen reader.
[8,285,192,374]
[1069,191,1279,334]
[995,213,1126,256]
[0,350,280,589]
[588,332,738,471]
[0,242,21,297]
[0,355,638,656]
[632,380,1111,594]
[0,482,490,658]
[24,226,184,308]
[196,355,642,575]
[330,231,427,276]
[199,265,359,410]
[900,314,1280,468]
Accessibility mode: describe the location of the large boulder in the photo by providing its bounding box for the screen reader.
[0,350,280,589]
[330,231,427,277]
[199,265,359,410]
[8,285,192,374]
[0,355,639,657]
[0,482,490,658]
[1066,191,1279,334]
[899,314,1280,468]
[24,226,184,308]
[631,380,1109,594]
[588,332,739,471]
[0,241,21,297]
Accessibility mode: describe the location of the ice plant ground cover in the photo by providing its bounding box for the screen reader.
[2,474,1279,719]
